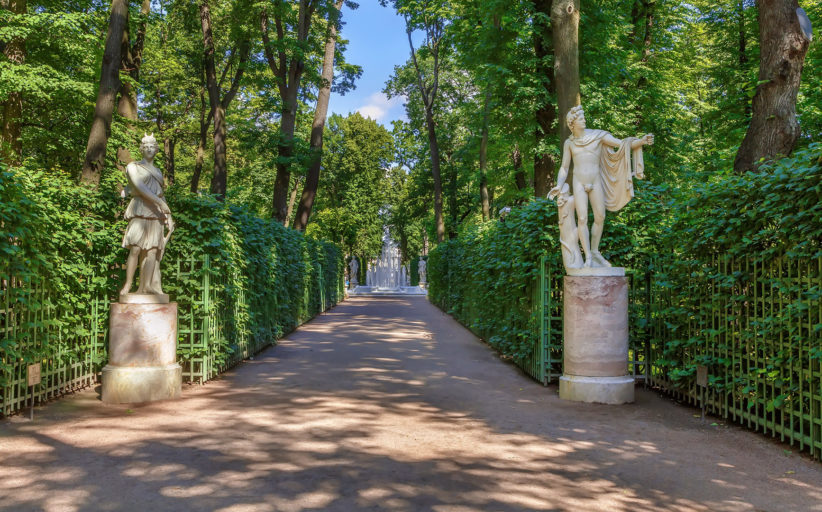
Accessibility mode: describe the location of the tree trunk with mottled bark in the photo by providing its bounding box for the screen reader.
[533,0,556,198]
[479,94,490,221]
[116,0,150,166]
[81,0,128,185]
[200,1,248,199]
[293,0,344,231]
[552,0,580,146]
[191,85,208,192]
[262,1,315,224]
[1,0,25,166]
[734,0,810,173]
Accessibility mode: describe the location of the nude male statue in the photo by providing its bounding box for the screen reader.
[548,106,653,268]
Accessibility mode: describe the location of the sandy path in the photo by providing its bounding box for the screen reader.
[1,296,820,511]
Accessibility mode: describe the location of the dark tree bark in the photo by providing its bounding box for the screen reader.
[116,0,150,166]
[512,143,527,192]
[737,0,751,119]
[445,151,458,239]
[552,0,581,146]
[479,94,491,221]
[734,0,810,173]
[261,1,317,224]
[1,0,25,167]
[191,84,208,192]
[286,176,302,225]
[533,0,556,198]
[403,13,446,242]
[634,0,655,128]
[164,137,175,185]
[293,0,344,231]
[81,0,128,185]
[200,0,248,199]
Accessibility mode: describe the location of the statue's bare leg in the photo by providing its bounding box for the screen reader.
[120,246,141,295]
[149,255,163,295]
[573,180,592,267]
[137,249,159,294]
[589,183,611,267]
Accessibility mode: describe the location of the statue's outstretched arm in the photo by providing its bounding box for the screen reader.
[602,133,622,148]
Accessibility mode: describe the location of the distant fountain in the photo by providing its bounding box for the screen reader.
[351,228,426,296]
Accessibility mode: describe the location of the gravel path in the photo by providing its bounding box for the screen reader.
[2,296,821,511]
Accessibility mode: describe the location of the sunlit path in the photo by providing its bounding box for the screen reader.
[2,296,821,512]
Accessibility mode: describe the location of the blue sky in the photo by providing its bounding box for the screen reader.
[329,1,410,126]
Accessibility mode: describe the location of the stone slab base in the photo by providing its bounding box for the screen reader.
[559,375,635,405]
[102,364,182,404]
[349,285,427,296]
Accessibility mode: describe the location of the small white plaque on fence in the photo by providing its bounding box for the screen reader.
[27,363,41,387]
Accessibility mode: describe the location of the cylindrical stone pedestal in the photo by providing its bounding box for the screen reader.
[559,270,634,404]
[102,300,182,404]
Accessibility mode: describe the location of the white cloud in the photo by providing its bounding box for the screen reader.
[356,92,403,122]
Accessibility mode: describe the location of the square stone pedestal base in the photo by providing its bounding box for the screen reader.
[559,375,635,405]
[102,301,182,404]
[102,364,182,403]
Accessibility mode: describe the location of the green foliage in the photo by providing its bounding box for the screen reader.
[306,113,394,259]
[427,188,666,362]
[0,168,343,400]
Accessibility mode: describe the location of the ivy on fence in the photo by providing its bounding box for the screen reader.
[0,168,344,415]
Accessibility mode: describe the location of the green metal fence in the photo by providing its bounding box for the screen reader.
[532,254,822,459]
[1,276,107,416]
[2,254,341,416]
[644,255,822,459]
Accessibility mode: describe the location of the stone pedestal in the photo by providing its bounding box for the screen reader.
[559,270,634,404]
[102,299,181,404]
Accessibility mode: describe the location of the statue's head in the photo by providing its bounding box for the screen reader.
[140,133,159,158]
[566,106,585,133]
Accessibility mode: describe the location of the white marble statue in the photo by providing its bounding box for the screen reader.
[349,257,359,286]
[555,183,583,270]
[548,106,653,270]
[418,259,427,284]
[119,134,174,297]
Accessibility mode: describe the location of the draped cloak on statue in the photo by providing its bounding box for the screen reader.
[569,129,645,212]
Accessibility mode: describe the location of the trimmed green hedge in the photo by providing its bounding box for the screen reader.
[427,185,666,364]
[1,167,343,413]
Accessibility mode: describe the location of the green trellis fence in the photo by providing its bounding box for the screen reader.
[1,254,342,416]
[527,253,822,459]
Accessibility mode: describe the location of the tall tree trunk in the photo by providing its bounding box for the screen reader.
[446,152,458,239]
[425,108,446,242]
[293,0,343,231]
[635,0,654,129]
[200,2,248,198]
[737,0,751,119]
[116,0,150,166]
[191,85,208,192]
[200,1,225,198]
[262,1,315,224]
[479,94,491,221]
[1,0,25,167]
[552,0,581,146]
[164,137,175,185]
[734,0,810,173]
[533,0,556,198]
[272,105,297,222]
[81,0,128,185]
[286,176,301,225]
[512,143,527,192]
